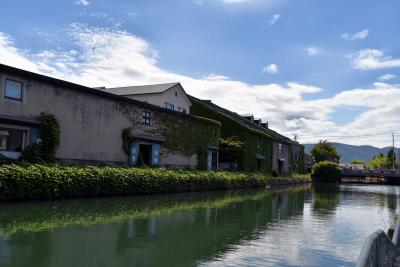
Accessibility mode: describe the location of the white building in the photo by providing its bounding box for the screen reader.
[104,83,192,114]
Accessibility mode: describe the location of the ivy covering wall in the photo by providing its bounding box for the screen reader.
[289,146,306,174]
[117,102,220,169]
[190,100,273,172]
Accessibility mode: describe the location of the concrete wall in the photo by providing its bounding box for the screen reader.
[124,85,191,114]
[272,141,290,175]
[0,70,204,167]
[356,229,397,267]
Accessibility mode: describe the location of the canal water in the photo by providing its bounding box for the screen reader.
[0,184,399,267]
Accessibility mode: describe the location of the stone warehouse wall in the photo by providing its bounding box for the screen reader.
[0,67,219,167]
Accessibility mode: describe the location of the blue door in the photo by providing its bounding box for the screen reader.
[152,144,161,166]
[130,142,139,166]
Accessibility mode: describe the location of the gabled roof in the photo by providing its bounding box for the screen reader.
[189,96,293,144]
[104,82,180,96]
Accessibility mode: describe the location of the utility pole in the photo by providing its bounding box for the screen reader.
[393,132,395,170]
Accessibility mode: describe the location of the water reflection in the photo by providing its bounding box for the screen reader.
[0,184,399,267]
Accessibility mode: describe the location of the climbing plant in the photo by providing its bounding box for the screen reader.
[190,99,273,172]
[219,136,245,163]
[21,112,60,163]
[122,128,132,157]
[116,102,220,169]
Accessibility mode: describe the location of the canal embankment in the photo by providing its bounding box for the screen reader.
[0,164,310,201]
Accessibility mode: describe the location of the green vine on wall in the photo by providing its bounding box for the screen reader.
[21,112,60,163]
[122,127,132,157]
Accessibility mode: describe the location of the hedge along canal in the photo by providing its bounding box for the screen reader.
[0,164,310,201]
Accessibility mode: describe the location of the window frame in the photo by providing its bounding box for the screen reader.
[0,127,26,152]
[165,103,174,110]
[4,79,23,101]
[177,107,186,113]
[141,111,151,125]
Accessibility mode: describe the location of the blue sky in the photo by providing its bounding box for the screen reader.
[1,0,400,146]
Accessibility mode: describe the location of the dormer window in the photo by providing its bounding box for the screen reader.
[4,79,23,101]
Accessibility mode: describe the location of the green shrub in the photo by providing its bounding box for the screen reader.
[311,161,340,183]
[20,112,60,163]
[0,155,18,165]
[0,165,310,200]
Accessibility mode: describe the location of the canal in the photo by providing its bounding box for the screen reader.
[0,184,399,267]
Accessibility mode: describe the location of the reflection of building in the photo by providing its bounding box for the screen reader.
[0,236,11,265]
[0,188,307,267]
[0,64,219,168]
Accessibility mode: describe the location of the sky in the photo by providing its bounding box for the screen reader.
[1,0,400,147]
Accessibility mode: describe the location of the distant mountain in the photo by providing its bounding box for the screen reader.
[303,142,400,163]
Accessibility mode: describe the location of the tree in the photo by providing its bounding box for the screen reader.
[386,148,397,169]
[311,161,341,183]
[310,140,340,163]
[350,159,365,165]
[367,153,387,169]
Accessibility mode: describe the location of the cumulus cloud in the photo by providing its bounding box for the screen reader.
[1,24,400,147]
[306,47,321,56]
[263,64,278,74]
[75,0,90,5]
[349,49,400,70]
[378,74,396,81]
[341,29,369,41]
[269,14,281,25]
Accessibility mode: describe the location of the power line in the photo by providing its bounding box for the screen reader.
[296,132,400,139]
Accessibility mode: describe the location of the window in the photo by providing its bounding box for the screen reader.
[4,79,23,101]
[278,143,283,157]
[142,111,151,125]
[0,128,25,152]
[177,107,186,113]
[174,91,178,97]
[165,103,174,110]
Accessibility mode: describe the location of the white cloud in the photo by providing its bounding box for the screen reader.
[75,0,90,6]
[306,46,321,56]
[349,49,400,70]
[378,74,396,81]
[269,14,281,25]
[341,29,369,41]
[1,24,400,147]
[263,64,278,74]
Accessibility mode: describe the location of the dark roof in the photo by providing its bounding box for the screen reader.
[189,95,293,143]
[104,82,179,95]
[0,64,218,127]
[0,115,40,127]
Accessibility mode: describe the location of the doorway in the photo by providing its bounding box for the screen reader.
[278,159,284,175]
[139,144,152,166]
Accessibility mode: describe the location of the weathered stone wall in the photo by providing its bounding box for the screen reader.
[0,69,219,167]
[272,141,290,175]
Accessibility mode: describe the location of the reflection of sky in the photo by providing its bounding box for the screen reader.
[200,185,397,267]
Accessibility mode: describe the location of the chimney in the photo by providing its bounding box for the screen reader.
[261,122,269,128]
